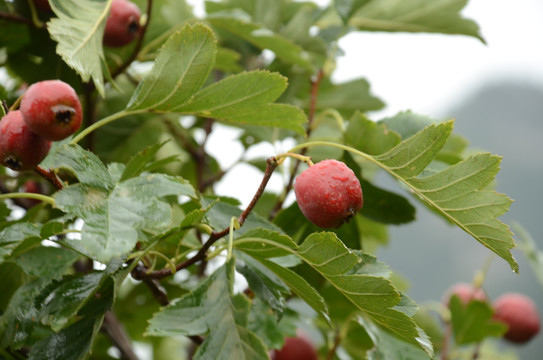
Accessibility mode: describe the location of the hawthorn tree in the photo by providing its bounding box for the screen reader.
[0,0,539,359]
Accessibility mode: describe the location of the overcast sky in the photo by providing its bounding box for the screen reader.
[332,0,543,119]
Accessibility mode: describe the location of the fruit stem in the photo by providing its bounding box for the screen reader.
[146,250,177,275]
[312,108,345,132]
[473,253,495,289]
[34,166,64,190]
[0,192,55,206]
[227,217,240,261]
[26,0,45,29]
[9,94,24,112]
[70,109,144,145]
[288,141,368,161]
[276,152,313,166]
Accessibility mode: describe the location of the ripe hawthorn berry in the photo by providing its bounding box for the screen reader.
[20,80,82,141]
[493,293,540,344]
[21,180,44,207]
[271,336,318,360]
[33,0,51,12]
[0,111,51,171]
[103,0,142,47]
[443,282,487,307]
[294,159,363,228]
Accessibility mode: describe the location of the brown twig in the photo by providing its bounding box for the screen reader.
[307,69,324,134]
[269,69,324,219]
[101,311,139,360]
[132,156,279,280]
[162,116,213,192]
[325,329,342,360]
[139,267,170,306]
[0,11,34,26]
[34,165,64,190]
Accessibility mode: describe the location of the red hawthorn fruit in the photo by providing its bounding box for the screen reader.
[103,0,142,47]
[0,111,51,171]
[294,159,363,228]
[443,282,487,307]
[271,336,318,360]
[20,80,82,141]
[21,180,44,207]
[33,0,51,12]
[493,293,540,344]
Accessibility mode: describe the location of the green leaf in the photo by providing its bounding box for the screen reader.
[0,199,9,222]
[0,262,30,313]
[40,216,72,239]
[147,257,269,360]
[335,0,369,24]
[47,0,109,96]
[15,246,80,280]
[127,23,217,111]
[35,272,104,331]
[236,251,290,315]
[317,78,385,116]
[513,222,543,289]
[449,295,507,345]
[346,113,401,155]
[359,177,416,224]
[343,152,415,225]
[51,144,114,190]
[215,47,243,73]
[0,19,30,53]
[373,121,452,178]
[56,173,194,262]
[350,251,392,278]
[247,298,297,350]
[255,256,329,324]
[342,319,375,359]
[51,145,195,262]
[348,0,484,42]
[28,315,104,360]
[207,14,313,70]
[0,278,52,348]
[204,198,284,237]
[236,231,426,352]
[0,222,42,261]
[412,306,444,354]
[378,111,468,165]
[298,233,426,351]
[378,110,437,138]
[177,71,306,134]
[120,141,172,181]
[370,121,518,271]
[234,228,296,258]
[358,314,432,360]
